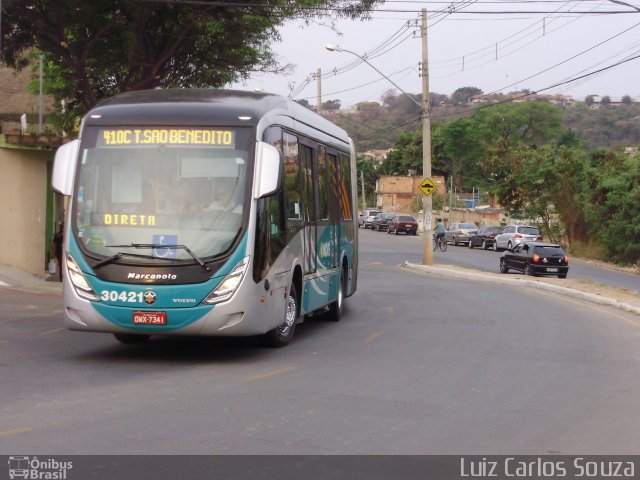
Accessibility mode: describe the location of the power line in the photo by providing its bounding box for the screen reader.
[478,19,640,96]
[431,51,640,120]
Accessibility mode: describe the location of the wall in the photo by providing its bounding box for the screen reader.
[0,147,54,275]
[0,64,55,122]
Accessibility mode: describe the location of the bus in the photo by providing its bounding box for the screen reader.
[52,89,358,347]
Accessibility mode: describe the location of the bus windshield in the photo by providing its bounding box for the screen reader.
[74,126,253,262]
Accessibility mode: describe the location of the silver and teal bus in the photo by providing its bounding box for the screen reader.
[52,89,358,347]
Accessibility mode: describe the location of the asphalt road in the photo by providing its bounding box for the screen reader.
[1,231,640,455]
[359,227,639,292]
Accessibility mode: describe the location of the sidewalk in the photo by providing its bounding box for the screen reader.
[403,262,640,316]
[0,264,63,294]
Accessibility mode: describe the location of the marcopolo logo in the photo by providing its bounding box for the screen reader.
[8,456,73,479]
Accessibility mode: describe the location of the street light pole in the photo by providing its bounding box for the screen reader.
[326,16,434,264]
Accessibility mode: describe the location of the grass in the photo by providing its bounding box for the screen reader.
[565,240,609,263]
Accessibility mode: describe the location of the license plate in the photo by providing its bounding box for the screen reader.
[133,311,167,325]
[546,268,558,272]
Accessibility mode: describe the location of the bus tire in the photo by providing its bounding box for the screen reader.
[325,267,347,322]
[114,333,150,344]
[265,283,298,348]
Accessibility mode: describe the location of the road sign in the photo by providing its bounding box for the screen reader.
[419,176,436,196]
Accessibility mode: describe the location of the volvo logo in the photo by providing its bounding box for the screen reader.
[143,291,157,305]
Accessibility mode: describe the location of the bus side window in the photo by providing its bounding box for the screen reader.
[269,193,286,260]
[340,153,353,221]
[283,132,301,221]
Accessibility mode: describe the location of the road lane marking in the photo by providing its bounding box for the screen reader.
[243,366,295,382]
[0,340,9,345]
[536,290,640,329]
[40,327,65,336]
[0,427,31,437]
[364,331,383,343]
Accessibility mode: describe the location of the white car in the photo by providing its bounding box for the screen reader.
[493,225,543,251]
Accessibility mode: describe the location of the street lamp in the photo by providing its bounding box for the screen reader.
[326,39,433,264]
[325,45,422,109]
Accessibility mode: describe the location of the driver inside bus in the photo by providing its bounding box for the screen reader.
[205,179,243,214]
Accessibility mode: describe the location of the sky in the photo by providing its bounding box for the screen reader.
[230,1,640,109]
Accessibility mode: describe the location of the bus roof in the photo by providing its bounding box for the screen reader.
[85,89,350,146]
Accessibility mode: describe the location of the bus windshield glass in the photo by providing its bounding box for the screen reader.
[74,126,253,262]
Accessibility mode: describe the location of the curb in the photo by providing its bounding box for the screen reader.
[402,262,640,317]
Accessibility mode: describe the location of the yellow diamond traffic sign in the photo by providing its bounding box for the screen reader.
[419,176,436,196]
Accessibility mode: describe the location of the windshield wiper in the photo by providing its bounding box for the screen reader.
[103,243,211,272]
[93,252,160,270]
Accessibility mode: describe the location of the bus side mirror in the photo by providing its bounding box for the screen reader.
[52,139,80,196]
[253,142,282,199]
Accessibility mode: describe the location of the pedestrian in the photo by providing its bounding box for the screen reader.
[51,222,64,281]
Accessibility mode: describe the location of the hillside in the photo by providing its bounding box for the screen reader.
[319,93,640,153]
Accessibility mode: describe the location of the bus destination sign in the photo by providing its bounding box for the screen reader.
[100,128,236,147]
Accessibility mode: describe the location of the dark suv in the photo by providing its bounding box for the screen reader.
[499,242,569,278]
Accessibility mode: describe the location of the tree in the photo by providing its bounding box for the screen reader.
[601,95,612,106]
[1,0,379,131]
[585,95,595,106]
[295,99,311,109]
[451,86,482,105]
[322,99,341,111]
[582,150,640,264]
[356,155,378,209]
[377,130,422,176]
[621,95,633,106]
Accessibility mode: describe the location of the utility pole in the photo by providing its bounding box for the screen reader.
[38,54,44,134]
[361,170,366,210]
[421,8,433,265]
[316,68,322,113]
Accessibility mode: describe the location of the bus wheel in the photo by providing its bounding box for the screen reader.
[325,268,346,322]
[114,333,150,344]
[265,283,298,347]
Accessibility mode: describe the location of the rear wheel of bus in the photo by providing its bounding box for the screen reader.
[325,265,347,322]
[265,283,298,347]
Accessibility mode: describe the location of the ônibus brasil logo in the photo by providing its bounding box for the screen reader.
[8,456,73,479]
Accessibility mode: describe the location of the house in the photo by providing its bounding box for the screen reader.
[361,149,392,168]
[375,174,446,214]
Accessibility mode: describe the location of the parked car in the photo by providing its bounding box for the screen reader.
[359,209,383,229]
[499,242,569,278]
[493,224,543,251]
[372,213,395,231]
[387,215,418,235]
[443,223,478,246]
[468,226,503,250]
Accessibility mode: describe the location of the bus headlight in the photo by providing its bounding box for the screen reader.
[203,256,250,305]
[66,254,100,301]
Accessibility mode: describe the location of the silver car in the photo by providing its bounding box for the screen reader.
[444,223,478,246]
[493,224,543,251]
[358,209,382,228]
